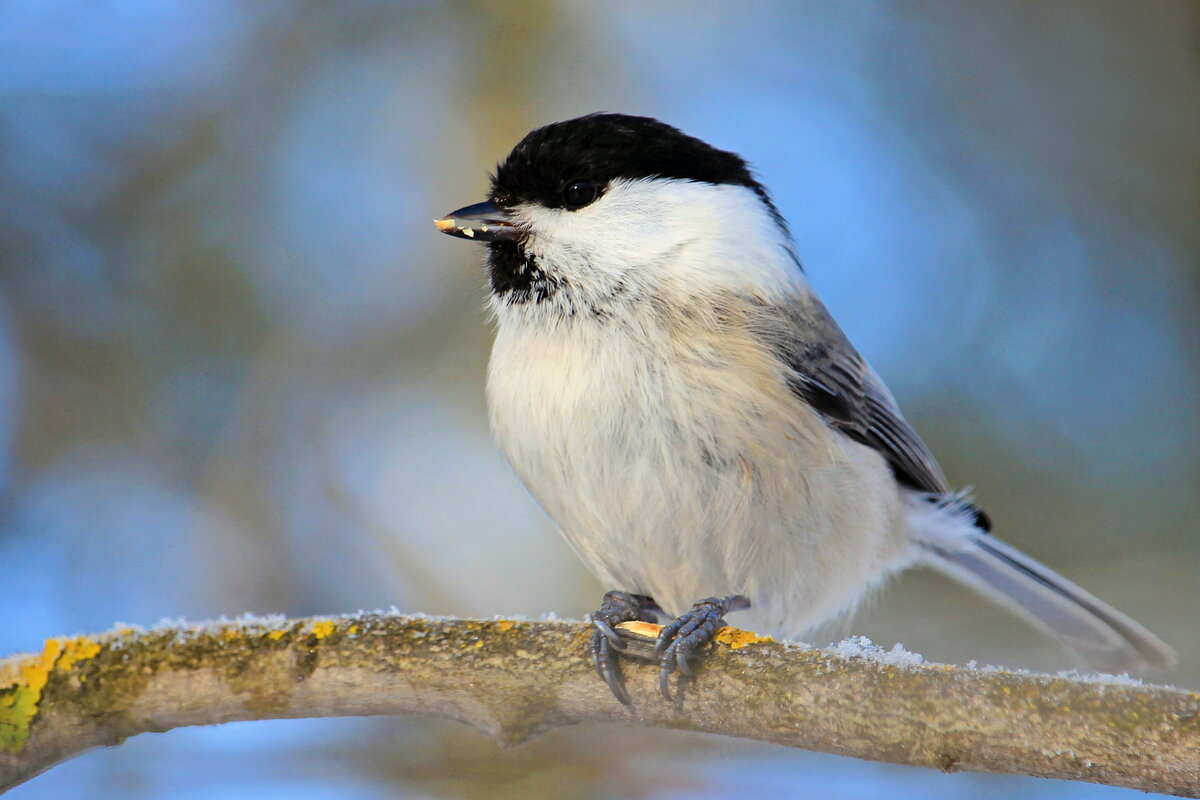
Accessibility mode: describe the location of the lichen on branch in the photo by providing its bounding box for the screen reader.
[0,613,1197,796]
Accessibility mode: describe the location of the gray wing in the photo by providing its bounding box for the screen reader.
[748,291,950,496]
[745,296,1175,670]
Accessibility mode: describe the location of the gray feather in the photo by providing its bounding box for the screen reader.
[751,290,1174,671]
[748,291,949,495]
[923,531,1177,672]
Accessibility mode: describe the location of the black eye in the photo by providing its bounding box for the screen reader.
[562,179,599,210]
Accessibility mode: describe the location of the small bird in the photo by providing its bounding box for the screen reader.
[436,113,1175,704]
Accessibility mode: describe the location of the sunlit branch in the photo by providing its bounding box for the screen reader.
[1,614,1196,796]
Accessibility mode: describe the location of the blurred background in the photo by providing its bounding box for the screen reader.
[1,1,1197,797]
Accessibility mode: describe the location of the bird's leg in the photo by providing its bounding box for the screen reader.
[587,590,659,706]
[654,595,751,701]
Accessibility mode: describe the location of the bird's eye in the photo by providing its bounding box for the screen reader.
[562,179,599,210]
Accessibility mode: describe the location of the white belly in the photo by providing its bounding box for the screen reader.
[486,312,910,638]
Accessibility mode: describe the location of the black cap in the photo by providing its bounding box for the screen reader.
[489,113,779,223]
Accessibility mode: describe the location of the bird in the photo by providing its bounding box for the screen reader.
[434,112,1175,704]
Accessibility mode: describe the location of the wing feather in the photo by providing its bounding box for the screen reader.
[748,291,949,495]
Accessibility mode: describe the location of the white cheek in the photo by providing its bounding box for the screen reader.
[515,179,802,302]
[516,189,677,287]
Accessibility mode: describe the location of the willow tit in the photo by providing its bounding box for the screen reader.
[436,113,1175,704]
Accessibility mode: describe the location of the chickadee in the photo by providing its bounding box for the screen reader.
[436,113,1175,704]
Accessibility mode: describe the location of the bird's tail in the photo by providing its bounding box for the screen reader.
[908,496,1176,674]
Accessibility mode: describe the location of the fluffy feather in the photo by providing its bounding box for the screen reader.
[470,113,1174,672]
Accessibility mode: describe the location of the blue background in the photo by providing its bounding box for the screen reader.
[1,2,1197,797]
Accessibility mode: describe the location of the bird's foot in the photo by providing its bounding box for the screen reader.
[587,591,659,706]
[654,595,751,701]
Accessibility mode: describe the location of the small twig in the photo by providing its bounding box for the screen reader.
[0,614,1196,795]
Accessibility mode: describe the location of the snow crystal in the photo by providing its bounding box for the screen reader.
[828,635,926,668]
[1054,669,1148,688]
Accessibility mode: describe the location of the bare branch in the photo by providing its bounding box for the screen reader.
[1,614,1196,795]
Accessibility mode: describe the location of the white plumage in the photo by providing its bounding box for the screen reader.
[488,179,912,637]
[439,114,1174,687]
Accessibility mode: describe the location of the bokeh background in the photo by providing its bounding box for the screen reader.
[2,1,1197,797]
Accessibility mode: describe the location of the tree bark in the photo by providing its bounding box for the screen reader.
[1,613,1196,795]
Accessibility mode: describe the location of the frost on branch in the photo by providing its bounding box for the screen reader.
[1,613,1197,796]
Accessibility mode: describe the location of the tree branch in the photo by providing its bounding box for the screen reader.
[1,613,1196,795]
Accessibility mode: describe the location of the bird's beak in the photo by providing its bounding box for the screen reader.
[434,201,520,242]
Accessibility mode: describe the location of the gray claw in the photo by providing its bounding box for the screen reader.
[658,654,675,701]
[589,615,628,653]
[675,647,694,676]
[587,591,657,705]
[591,628,631,706]
[651,594,751,701]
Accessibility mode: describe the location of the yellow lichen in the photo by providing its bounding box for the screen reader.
[495,620,515,633]
[57,637,101,672]
[713,627,773,650]
[347,625,359,635]
[2,636,105,754]
[266,630,287,641]
[311,620,336,639]
[21,639,62,693]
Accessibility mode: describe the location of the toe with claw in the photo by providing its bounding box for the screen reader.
[654,595,751,701]
[587,590,658,705]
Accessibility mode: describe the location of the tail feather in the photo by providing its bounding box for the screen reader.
[910,499,1176,673]
[921,534,1176,673]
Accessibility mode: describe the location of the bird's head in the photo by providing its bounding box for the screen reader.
[437,113,798,314]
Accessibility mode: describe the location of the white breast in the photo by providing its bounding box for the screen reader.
[486,297,911,638]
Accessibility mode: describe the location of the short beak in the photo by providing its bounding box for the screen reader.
[434,201,520,242]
